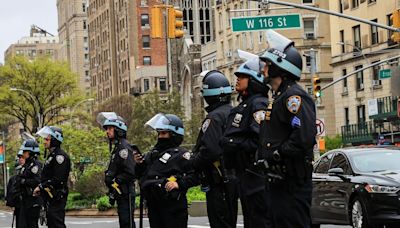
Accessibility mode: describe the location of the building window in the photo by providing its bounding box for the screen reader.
[344,108,349,126]
[339,0,343,13]
[372,60,382,85]
[141,14,149,27]
[355,65,364,90]
[371,19,378,45]
[352,0,359,8]
[142,35,150,48]
[144,79,150,91]
[342,69,348,92]
[303,0,313,3]
[340,30,345,53]
[303,18,315,39]
[387,14,396,46]
[368,0,376,4]
[83,21,87,29]
[357,105,365,124]
[159,78,167,91]
[226,9,231,27]
[82,3,86,12]
[353,25,361,49]
[143,56,151,65]
[140,0,148,6]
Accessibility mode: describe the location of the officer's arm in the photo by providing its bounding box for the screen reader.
[191,118,224,170]
[42,155,69,188]
[115,150,136,184]
[177,157,200,190]
[23,165,42,188]
[279,95,316,159]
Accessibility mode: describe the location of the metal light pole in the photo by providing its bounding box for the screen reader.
[69,98,95,124]
[10,87,42,130]
[336,42,374,99]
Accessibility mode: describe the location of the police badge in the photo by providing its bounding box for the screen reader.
[287,95,302,114]
[202,119,211,133]
[232,114,243,127]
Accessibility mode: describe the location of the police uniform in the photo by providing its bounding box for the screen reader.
[259,82,316,228]
[40,146,71,228]
[190,102,239,228]
[139,146,198,228]
[105,138,136,228]
[222,93,270,228]
[18,157,42,228]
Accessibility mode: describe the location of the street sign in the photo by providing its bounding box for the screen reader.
[368,98,378,116]
[316,118,325,137]
[379,69,392,79]
[231,14,301,32]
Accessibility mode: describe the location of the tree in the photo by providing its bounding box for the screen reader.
[0,56,83,134]
[128,90,184,152]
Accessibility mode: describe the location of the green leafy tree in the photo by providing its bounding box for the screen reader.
[183,111,204,150]
[324,135,343,151]
[93,94,135,127]
[0,56,83,133]
[128,90,183,152]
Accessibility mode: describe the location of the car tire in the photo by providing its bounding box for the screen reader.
[351,197,372,228]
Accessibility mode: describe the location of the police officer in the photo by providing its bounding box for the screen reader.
[221,56,271,228]
[136,113,198,228]
[18,139,42,228]
[34,126,71,228]
[187,70,239,228]
[97,112,136,228]
[258,30,316,228]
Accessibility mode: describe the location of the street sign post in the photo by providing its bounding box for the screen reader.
[379,69,392,79]
[231,14,301,32]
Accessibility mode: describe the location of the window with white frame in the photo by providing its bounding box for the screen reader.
[371,19,378,45]
[303,0,313,3]
[353,25,361,49]
[372,60,382,85]
[303,18,315,39]
[159,78,167,91]
[352,0,359,8]
[355,65,364,90]
[141,14,149,27]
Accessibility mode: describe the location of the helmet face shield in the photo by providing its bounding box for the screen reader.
[145,113,184,136]
[36,126,63,142]
[265,30,294,53]
[235,57,264,84]
[97,112,127,131]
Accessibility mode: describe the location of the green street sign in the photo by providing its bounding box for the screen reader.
[231,14,301,32]
[379,69,392,79]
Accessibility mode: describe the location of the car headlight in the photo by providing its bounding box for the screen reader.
[364,184,400,193]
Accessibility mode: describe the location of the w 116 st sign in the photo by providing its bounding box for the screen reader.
[231,14,301,32]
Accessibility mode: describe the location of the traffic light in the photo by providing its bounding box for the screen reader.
[167,8,184,39]
[391,9,400,43]
[313,76,321,98]
[151,7,163,38]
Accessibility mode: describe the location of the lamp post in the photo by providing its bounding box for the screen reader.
[69,98,95,123]
[10,87,42,131]
[336,42,374,99]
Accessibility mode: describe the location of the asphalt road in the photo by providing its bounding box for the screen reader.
[0,211,351,228]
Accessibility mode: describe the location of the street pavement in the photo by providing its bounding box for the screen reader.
[0,210,351,228]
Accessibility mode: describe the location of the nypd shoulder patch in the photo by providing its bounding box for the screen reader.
[182,152,191,160]
[202,119,211,133]
[56,155,65,164]
[287,95,302,114]
[31,165,39,174]
[253,110,266,124]
[119,149,129,159]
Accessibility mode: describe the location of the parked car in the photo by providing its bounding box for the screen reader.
[311,146,400,228]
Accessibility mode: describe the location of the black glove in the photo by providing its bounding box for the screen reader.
[104,175,113,187]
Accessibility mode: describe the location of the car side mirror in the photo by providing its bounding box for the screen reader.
[328,168,344,176]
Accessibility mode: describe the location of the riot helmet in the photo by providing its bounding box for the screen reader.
[19,139,40,156]
[234,54,268,96]
[145,113,184,148]
[200,70,232,105]
[260,30,302,80]
[97,112,127,139]
[36,126,63,147]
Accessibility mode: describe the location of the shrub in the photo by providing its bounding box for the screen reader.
[75,165,108,199]
[96,195,113,211]
[186,186,206,204]
[66,192,95,210]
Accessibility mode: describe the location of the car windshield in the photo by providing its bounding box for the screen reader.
[351,149,400,172]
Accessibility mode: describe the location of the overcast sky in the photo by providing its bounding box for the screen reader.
[0,0,58,64]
